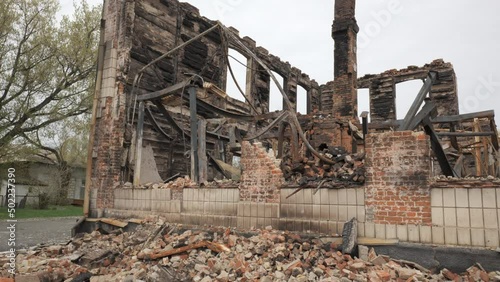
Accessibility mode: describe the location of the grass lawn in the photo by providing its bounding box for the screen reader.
[0,205,83,220]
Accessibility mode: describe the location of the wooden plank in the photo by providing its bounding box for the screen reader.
[474,119,482,176]
[198,119,208,183]
[400,72,437,130]
[100,218,128,228]
[431,110,495,123]
[133,101,145,187]
[358,237,400,246]
[128,218,144,224]
[138,241,229,260]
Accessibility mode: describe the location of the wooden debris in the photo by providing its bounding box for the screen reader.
[100,218,128,228]
[138,241,229,260]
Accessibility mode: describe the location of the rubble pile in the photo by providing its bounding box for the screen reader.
[282,147,366,187]
[2,218,499,282]
[123,177,240,190]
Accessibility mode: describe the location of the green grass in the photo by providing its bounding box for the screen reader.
[0,205,83,220]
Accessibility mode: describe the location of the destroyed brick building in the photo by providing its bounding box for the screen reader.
[84,0,500,252]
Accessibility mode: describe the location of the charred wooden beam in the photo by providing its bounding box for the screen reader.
[490,119,499,150]
[436,132,496,137]
[422,117,456,177]
[189,85,199,183]
[431,110,495,123]
[152,100,230,142]
[244,111,288,141]
[152,100,189,139]
[145,106,174,140]
[360,111,369,140]
[133,101,145,186]
[277,122,286,159]
[407,100,437,131]
[198,119,208,183]
[178,92,255,121]
[400,72,437,131]
[449,122,460,151]
[137,80,191,101]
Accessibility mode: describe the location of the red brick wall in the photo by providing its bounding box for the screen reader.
[240,141,283,203]
[365,131,432,225]
[92,89,126,209]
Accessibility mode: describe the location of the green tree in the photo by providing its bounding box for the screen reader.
[0,0,101,160]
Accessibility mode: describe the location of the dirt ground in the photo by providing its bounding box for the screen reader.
[0,217,81,252]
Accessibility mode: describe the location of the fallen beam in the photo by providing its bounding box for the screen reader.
[138,241,229,260]
[423,117,457,177]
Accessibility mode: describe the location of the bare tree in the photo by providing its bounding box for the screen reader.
[22,114,90,204]
[0,0,101,160]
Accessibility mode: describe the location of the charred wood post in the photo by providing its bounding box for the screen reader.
[133,101,145,186]
[198,119,208,183]
[189,85,200,183]
[360,111,368,140]
[422,117,456,177]
[400,72,437,131]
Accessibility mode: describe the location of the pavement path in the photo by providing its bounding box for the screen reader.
[0,217,81,252]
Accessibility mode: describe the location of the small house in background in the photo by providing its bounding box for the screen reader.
[0,156,86,208]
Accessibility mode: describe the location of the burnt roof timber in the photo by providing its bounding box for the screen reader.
[431,110,495,123]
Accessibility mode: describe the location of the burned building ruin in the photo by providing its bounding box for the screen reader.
[85,0,500,251]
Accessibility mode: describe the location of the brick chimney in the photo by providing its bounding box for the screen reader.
[332,0,359,120]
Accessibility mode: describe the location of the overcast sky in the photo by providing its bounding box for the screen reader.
[61,0,500,124]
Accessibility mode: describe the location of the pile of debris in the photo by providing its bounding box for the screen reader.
[123,177,240,190]
[3,217,499,282]
[282,147,366,187]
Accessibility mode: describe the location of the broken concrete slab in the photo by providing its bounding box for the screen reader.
[138,145,163,185]
[341,217,357,255]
